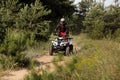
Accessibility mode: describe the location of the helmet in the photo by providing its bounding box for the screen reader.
[60,18,65,22]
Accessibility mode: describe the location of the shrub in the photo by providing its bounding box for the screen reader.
[0,54,15,69]
[113,29,120,38]
[0,29,27,56]
[16,0,51,41]
[0,53,32,69]
[0,23,6,43]
[0,29,33,68]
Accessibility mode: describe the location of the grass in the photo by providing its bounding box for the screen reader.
[24,33,57,58]
[0,33,120,80]
[24,33,120,80]
[25,41,50,58]
[71,34,120,80]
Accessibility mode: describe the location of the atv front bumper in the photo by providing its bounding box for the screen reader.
[53,45,66,51]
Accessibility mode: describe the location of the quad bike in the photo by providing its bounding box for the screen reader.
[49,35,73,56]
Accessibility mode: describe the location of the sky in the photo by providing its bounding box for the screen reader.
[74,0,118,6]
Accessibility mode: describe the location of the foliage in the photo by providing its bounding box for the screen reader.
[70,0,120,39]
[104,5,120,38]
[0,0,51,68]
[0,54,31,69]
[78,0,94,17]
[24,34,120,80]
[67,0,94,35]
[39,0,75,20]
[0,54,15,69]
[18,0,75,34]
[0,0,51,42]
[0,29,27,56]
[0,29,32,69]
[68,15,83,34]
[82,1,120,39]
[0,0,20,43]
[24,70,41,80]
[16,0,51,40]
[36,0,76,33]
[0,23,5,43]
[83,2,105,39]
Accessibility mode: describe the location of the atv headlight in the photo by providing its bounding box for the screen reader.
[60,43,64,46]
[52,41,58,46]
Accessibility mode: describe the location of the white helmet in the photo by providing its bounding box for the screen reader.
[60,18,65,22]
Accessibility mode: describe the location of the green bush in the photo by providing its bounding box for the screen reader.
[0,23,6,43]
[0,53,33,69]
[0,54,15,69]
[0,29,35,68]
[113,29,120,38]
[24,70,41,80]
[16,0,51,41]
[89,20,105,39]
[0,0,51,68]
[0,29,27,56]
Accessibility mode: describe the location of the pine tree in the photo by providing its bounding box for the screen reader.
[83,1,120,39]
[0,0,21,43]
[16,0,51,40]
[83,2,105,39]
[39,0,75,20]
[104,5,120,38]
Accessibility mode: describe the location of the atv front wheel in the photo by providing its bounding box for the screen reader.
[49,45,53,56]
[64,46,70,56]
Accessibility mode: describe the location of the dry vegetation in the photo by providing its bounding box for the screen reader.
[24,34,120,80]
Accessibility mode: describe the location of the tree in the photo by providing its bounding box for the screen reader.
[0,0,51,56]
[104,5,120,38]
[19,0,75,34]
[78,0,94,17]
[16,0,51,40]
[0,0,21,43]
[83,2,105,39]
[39,0,75,20]
[70,0,94,34]
[18,0,75,20]
[83,0,120,39]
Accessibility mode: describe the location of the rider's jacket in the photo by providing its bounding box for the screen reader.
[55,22,69,37]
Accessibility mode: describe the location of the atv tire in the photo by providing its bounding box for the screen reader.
[49,45,53,56]
[64,46,70,56]
[69,45,73,51]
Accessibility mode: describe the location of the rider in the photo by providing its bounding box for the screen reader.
[55,18,69,37]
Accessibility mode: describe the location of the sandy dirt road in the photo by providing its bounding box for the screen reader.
[1,43,81,80]
[0,54,69,80]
